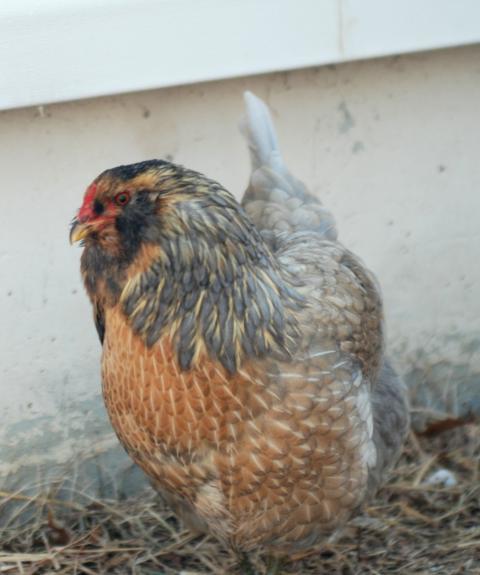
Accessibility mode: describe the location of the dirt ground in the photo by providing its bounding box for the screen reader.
[1,426,479,575]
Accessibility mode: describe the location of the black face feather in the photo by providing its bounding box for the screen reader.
[80,191,158,309]
[114,191,158,258]
[93,199,105,216]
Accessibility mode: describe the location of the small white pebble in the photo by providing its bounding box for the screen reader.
[424,468,457,487]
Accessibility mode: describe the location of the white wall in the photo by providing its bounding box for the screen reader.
[3,0,480,110]
[1,45,479,483]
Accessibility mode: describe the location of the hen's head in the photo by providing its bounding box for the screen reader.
[72,161,200,254]
[72,160,261,260]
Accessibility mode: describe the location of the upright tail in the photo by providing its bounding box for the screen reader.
[240,91,337,241]
[240,91,285,174]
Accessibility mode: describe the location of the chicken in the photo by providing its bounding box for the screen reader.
[70,92,409,572]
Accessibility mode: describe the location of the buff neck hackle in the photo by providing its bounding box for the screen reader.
[80,160,304,374]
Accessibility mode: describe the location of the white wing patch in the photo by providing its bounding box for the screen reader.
[356,380,377,468]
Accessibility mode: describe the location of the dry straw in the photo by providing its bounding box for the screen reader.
[1,426,479,574]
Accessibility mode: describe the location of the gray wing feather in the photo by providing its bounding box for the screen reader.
[368,360,410,496]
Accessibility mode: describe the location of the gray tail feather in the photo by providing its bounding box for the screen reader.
[240,91,286,175]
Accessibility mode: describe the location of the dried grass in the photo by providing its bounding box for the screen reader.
[1,426,479,575]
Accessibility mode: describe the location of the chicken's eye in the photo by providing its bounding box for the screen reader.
[114,191,131,206]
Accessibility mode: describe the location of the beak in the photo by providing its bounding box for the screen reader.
[69,218,90,245]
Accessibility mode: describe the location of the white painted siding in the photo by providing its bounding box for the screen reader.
[1,0,480,110]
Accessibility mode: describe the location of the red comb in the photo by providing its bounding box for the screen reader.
[78,182,97,222]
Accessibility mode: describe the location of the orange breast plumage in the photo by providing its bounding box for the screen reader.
[102,305,377,552]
